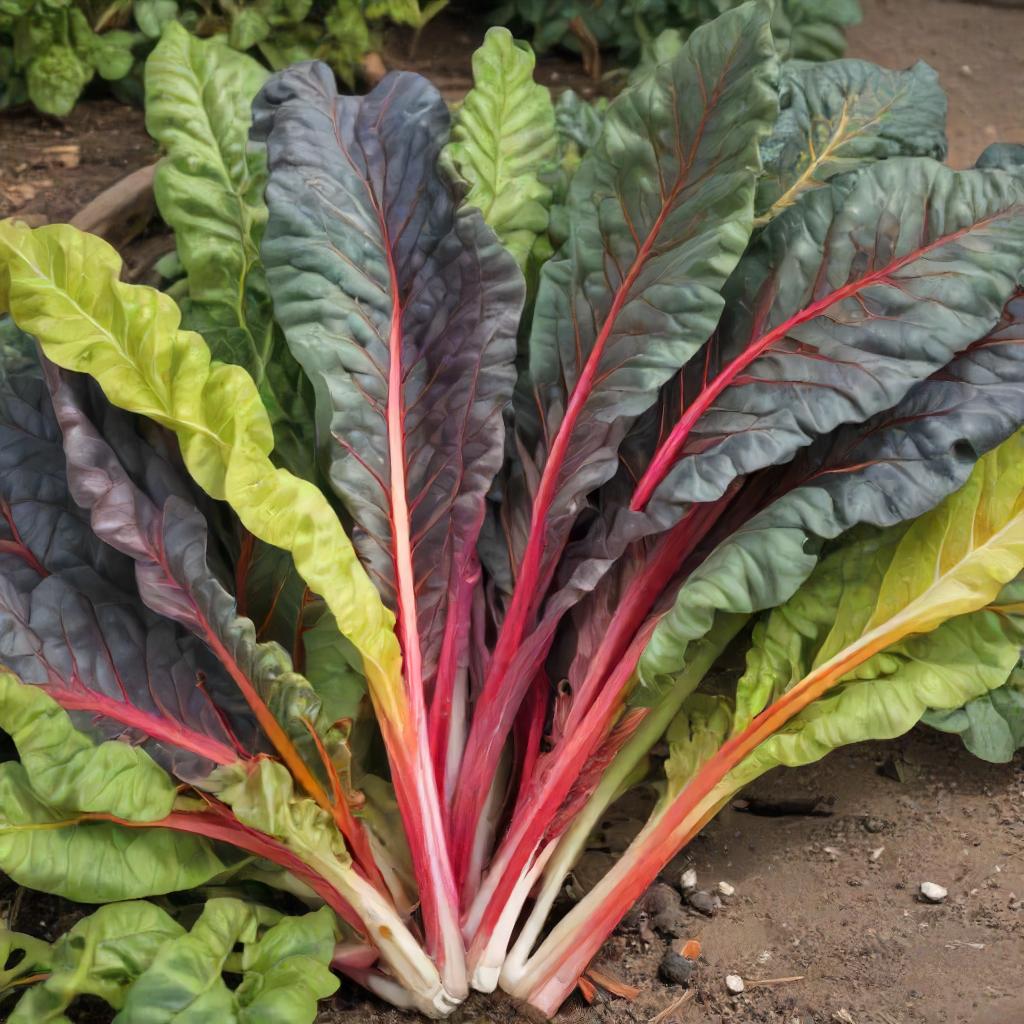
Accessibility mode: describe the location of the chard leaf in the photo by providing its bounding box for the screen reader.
[443,26,557,269]
[0,221,401,743]
[44,361,345,791]
[0,672,226,902]
[115,900,338,1024]
[725,466,1024,788]
[638,159,1024,511]
[756,59,947,222]
[233,907,339,1022]
[0,927,52,1001]
[922,664,1024,763]
[253,66,522,694]
[976,143,1024,174]
[144,23,317,482]
[115,899,256,1022]
[735,430,1024,726]
[0,369,251,779]
[638,298,1024,699]
[524,4,778,586]
[663,694,732,802]
[25,44,91,117]
[8,902,184,1023]
[0,671,176,817]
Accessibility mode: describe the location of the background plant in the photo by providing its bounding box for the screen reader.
[0,0,449,115]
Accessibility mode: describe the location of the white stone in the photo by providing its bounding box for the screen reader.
[680,868,698,892]
[725,974,745,995]
[870,847,885,862]
[718,881,736,897]
[920,881,948,903]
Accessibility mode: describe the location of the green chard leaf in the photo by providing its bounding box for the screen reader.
[115,899,338,1024]
[443,26,557,270]
[144,23,317,483]
[922,664,1024,764]
[9,902,184,1024]
[757,58,948,222]
[0,672,226,902]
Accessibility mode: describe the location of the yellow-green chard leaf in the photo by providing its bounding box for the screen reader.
[0,927,52,1003]
[443,26,557,270]
[0,220,403,719]
[144,22,317,482]
[729,429,1024,762]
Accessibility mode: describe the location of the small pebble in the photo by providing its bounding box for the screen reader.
[920,881,948,903]
[659,949,694,986]
[680,868,698,892]
[824,845,841,861]
[870,847,885,862]
[864,818,885,834]
[725,973,745,995]
[718,881,736,897]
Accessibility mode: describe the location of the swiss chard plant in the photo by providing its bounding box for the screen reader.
[2,5,1024,1020]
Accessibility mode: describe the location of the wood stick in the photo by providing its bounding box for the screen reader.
[648,989,694,1024]
[70,164,157,248]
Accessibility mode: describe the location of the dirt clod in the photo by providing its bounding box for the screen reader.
[659,949,695,986]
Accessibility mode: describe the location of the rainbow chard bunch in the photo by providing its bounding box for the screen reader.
[2,5,1024,1019]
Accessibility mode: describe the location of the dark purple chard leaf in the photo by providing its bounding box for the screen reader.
[0,370,249,782]
[252,65,523,701]
[637,288,1024,700]
[634,158,1024,512]
[43,362,356,786]
[519,4,778,594]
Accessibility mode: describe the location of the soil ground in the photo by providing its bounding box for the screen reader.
[0,1,1022,1022]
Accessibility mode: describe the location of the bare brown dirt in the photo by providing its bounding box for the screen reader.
[846,0,1024,167]
[0,2,1022,1023]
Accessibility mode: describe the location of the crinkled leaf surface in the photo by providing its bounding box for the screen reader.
[522,5,778,585]
[663,693,732,802]
[923,663,1024,763]
[638,159,1024,511]
[253,65,522,695]
[145,22,316,482]
[756,58,947,222]
[443,26,556,269]
[0,369,250,778]
[0,672,226,902]
[9,902,184,1023]
[638,305,1024,699]
[115,899,337,1024]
